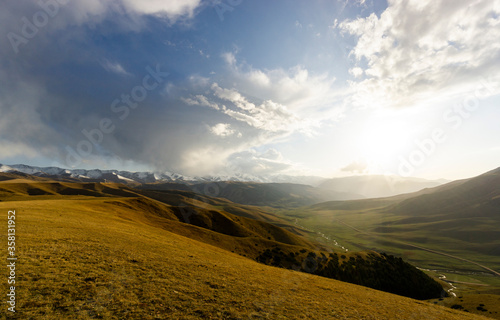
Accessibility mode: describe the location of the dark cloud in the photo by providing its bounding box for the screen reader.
[0,1,333,177]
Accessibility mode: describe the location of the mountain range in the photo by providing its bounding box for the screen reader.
[0,163,447,205]
[0,163,323,185]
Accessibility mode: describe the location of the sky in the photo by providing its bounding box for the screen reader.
[1,0,500,180]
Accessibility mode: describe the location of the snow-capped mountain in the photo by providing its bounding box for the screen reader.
[0,163,324,185]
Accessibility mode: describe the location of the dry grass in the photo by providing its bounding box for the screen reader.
[0,194,492,320]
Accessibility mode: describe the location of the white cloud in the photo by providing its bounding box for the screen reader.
[337,0,500,109]
[176,53,347,176]
[259,148,283,161]
[210,83,300,133]
[176,79,315,175]
[222,52,237,66]
[349,67,364,78]
[247,70,271,87]
[121,0,202,19]
[209,123,237,137]
[220,51,340,113]
[11,0,204,30]
[227,149,292,176]
[341,160,368,174]
[101,60,131,76]
[182,94,220,110]
[212,84,255,111]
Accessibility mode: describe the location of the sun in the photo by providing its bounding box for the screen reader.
[356,114,415,172]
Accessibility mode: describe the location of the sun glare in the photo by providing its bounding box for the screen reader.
[357,115,414,171]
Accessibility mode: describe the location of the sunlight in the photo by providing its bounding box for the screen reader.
[356,114,415,171]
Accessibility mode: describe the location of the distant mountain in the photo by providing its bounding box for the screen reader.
[318,175,447,198]
[0,163,324,185]
[0,164,448,207]
[0,163,192,184]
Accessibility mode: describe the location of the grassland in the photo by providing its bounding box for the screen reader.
[270,177,500,319]
[0,179,492,319]
[278,206,500,273]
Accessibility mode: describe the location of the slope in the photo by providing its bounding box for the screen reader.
[0,179,316,256]
[139,181,364,208]
[389,167,500,218]
[1,198,489,320]
[280,168,500,283]
[0,178,447,300]
[0,179,140,200]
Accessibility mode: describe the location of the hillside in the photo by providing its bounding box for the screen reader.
[0,177,140,200]
[0,177,447,299]
[388,167,500,218]
[139,181,364,208]
[303,167,500,260]
[277,167,500,318]
[0,194,488,319]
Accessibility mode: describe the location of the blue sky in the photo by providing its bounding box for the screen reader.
[1,0,500,180]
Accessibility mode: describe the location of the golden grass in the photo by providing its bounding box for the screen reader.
[0,196,492,320]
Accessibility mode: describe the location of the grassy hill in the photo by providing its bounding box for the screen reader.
[389,167,500,218]
[275,167,500,319]
[0,177,446,299]
[139,181,364,208]
[292,167,500,268]
[1,192,489,319]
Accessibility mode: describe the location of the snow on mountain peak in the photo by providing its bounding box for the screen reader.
[0,163,324,185]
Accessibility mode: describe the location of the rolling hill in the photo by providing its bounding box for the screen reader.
[0,178,489,319]
[139,181,364,208]
[276,167,500,318]
[0,176,446,299]
[309,167,500,260]
[389,167,500,218]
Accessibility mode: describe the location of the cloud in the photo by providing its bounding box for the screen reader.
[209,123,239,137]
[223,100,297,133]
[173,78,317,175]
[227,149,293,176]
[211,83,301,133]
[60,0,204,25]
[337,0,500,109]
[0,2,339,178]
[341,160,368,174]
[182,94,220,110]
[0,0,313,180]
[212,84,256,111]
[0,74,63,158]
[222,52,237,67]
[170,50,350,175]
[2,0,204,37]
[0,141,39,159]
[349,67,364,78]
[220,51,341,114]
[101,60,131,76]
[121,0,202,20]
